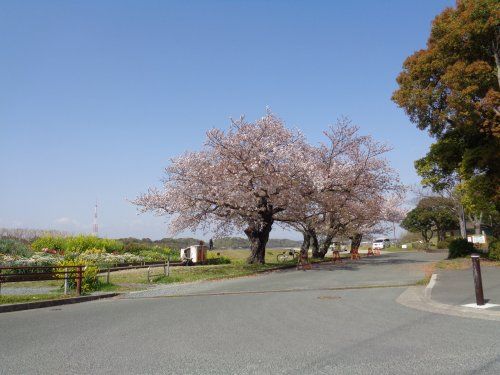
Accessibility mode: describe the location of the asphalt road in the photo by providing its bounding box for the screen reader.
[1,252,499,375]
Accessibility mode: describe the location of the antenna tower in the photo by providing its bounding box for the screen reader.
[92,201,98,237]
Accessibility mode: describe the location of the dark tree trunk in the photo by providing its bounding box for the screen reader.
[245,219,273,264]
[300,231,311,258]
[311,230,320,258]
[317,234,333,259]
[471,212,483,235]
[421,229,433,249]
[350,233,362,252]
[437,230,446,242]
[458,203,467,238]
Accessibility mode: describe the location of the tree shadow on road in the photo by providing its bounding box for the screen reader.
[308,255,430,272]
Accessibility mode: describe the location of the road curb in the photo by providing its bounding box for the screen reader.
[424,273,437,298]
[396,283,500,322]
[0,293,120,313]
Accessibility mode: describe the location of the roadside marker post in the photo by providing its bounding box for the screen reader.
[64,268,68,295]
[76,266,83,296]
[471,254,485,306]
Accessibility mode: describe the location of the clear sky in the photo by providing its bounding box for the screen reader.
[0,0,454,240]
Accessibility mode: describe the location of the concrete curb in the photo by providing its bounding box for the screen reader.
[396,279,500,322]
[0,293,120,313]
[424,273,437,298]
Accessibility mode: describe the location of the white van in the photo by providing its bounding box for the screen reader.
[372,238,391,250]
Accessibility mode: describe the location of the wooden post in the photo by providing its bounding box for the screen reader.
[147,267,151,283]
[167,255,170,277]
[106,268,110,284]
[76,266,83,296]
[471,254,485,306]
[64,267,68,295]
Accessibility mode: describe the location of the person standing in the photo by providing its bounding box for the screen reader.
[209,238,214,250]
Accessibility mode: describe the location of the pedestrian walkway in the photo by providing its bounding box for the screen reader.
[431,266,500,311]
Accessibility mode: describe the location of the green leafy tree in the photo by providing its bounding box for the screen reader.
[401,208,435,248]
[417,197,459,241]
[393,0,500,231]
[402,197,459,247]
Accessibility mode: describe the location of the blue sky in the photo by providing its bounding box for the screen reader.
[0,0,454,240]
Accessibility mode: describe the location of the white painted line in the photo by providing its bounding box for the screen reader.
[461,303,500,310]
[424,273,437,298]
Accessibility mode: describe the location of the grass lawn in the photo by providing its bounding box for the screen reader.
[0,280,61,288]
[0,293,68,305]
[1,249,338,299]
[102,248,333,287]
[436,257,500,270]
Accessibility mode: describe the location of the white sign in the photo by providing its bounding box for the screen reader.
[473,235,486,244]
[468,235,486,244]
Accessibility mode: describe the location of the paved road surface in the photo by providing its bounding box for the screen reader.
[1,252,499,375]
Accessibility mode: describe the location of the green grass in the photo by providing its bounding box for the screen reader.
[436,257,500,270]
[105,260,299,286]
[104,249,294,284]
[2,249,333,295]
[1,280,61,288]
[415,275,432,286]
[102,248,337,286]
[153,261,298,284]
[0,293,67,305]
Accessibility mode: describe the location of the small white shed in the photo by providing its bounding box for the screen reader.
[180,245,207,264]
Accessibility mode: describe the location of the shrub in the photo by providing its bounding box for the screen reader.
[436,241,448,249]
[0,252,62,276]
[31,235,124,254]
[488,240,500,261]
[77,249,142,266]
[0,238,33,257]
[63,235,124,253]
[123,242,152,254]
[448,238,475,259]
[138,250,168,262]
[58,260,101,294]
[437,237,455,249]
[206,252,231,265]
[31,236,66,252]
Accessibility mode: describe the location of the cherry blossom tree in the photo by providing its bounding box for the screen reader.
[134,113,402,264]
[287,119,401,258]
[133,111,312,264]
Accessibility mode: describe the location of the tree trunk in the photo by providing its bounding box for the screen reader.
[245,220,273,264]
[311,231,320,258]
[437,230,446,242]
[471,212,483,235]
[457,202,467,238]
[421,229,433,249]
[317,234,333,258]
[350,233,362,252]
[300,231,311,258]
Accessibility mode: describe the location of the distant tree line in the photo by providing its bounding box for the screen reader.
[117,236,301,250]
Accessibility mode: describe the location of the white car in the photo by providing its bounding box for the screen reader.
[372,238,391,250]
